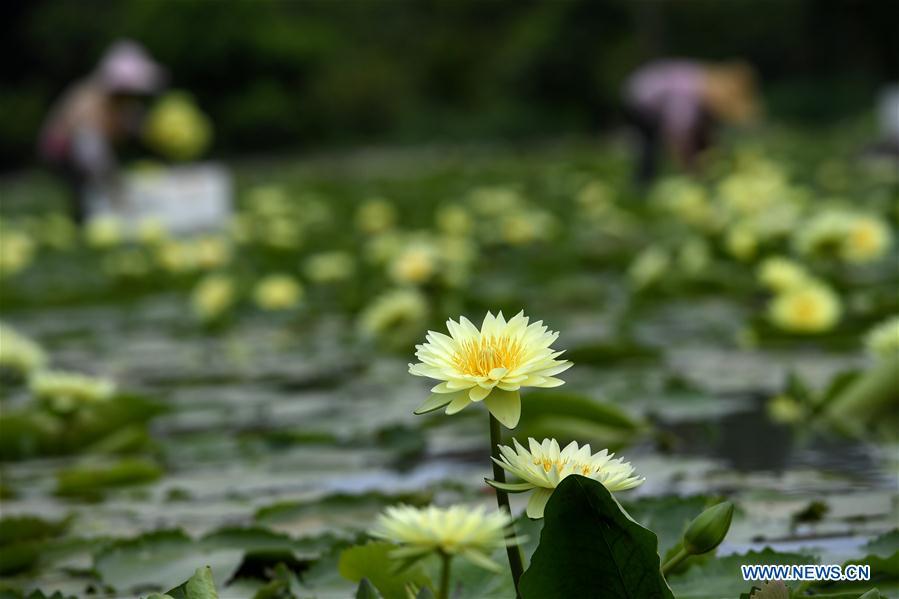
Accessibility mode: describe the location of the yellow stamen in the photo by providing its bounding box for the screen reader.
[453,334,524,376]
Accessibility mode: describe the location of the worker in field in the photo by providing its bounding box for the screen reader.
[623,60,760,184]
[39,40,166,224]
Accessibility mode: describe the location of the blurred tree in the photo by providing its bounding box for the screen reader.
[2,0,897,170]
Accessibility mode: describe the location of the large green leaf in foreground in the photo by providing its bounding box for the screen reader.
[519,475,673,599]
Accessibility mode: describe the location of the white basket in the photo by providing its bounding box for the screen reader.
[86,162,233,236]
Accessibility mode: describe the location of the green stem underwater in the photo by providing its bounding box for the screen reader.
[661,547,689,576]
[489,414,525,597]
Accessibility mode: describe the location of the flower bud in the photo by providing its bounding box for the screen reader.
[683,501,734,555]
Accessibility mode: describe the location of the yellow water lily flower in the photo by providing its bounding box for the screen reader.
[358,288,428,343]
[841,215,892,263]
[757,256,810,293]
[356,198,397,235]
[30,370,116,414]
[408,311,572,428]
[0,230,36,277]
[303,251,355,283]
[0,323,47,377]
[488,438,644,518]
[389,241,439,285]
[768,282,841,334]
[371,504,514,571]
[143,91,212,162]
[628,246,670,289]
[864,315,899,360]
[191,274,236,322]
[85,216,123,249]
[253,274,303,311]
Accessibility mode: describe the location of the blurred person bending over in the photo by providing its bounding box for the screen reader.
[39,40,166,224]
[623,60,759,184]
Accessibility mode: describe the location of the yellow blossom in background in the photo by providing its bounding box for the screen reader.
[371,504,514,571]
[678,238,711,275]
[437,235,478,287]
[30,370,116,414]
[0,323,47,377]
[725,225,757,261]
[365,231,404,265]
[263,220,303,250]
[303,251,355,283]
[768,281,841,334]
[356,198,396,235]
[103,249,151,279]
[40,214,78,250]
[409,311,572,428]
[193,236,232,270]
[253,274,303,311]
[628,246,670,289]
[794,209,851,257]
[85,215,123,249]
[841,215,892,263]
[489,438,644,518]
[766,395,805,424]
[436,204,473,236]
[717,160,790,217]
[468,186,524,217]
[500,210,555,246]
[0,230,36,277]
[757,256,811,293]
[389,241,438,285]
[191,274,236,322]
[358,288,428,345]
[156,240,196,274]
[864,315,899,360]
[143,91,212,162]
[248,186,290,217]
[137,218,168,245]
[229,213,253,245]
[652,177,718,231]
[577,180,616,213]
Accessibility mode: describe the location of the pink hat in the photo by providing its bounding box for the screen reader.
[95,40,166,94]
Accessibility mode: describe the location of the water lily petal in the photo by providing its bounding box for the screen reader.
[445,393,473,415]
[484,479,535,493]
[526,487,554,519]
[469,385,491,402]
[484,388,521,428]
[414,391,464,415]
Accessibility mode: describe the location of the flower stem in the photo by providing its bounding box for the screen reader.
[661,547,689,576]
[489,414,524,597]
[438,552,452,599]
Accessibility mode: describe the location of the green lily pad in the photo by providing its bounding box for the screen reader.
[338,542,431,599]
[519,475,673,598]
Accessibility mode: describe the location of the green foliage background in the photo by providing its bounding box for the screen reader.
[2,0,898,168]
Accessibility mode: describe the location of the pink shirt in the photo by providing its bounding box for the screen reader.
[625,61,705,137]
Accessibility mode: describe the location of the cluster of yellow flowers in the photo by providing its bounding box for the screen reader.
[373,310,643,584]
[0,323,116,413]
[143,91,212,162]
[755,256,842,334]
[30,370,116,414]
[794,210,893,263]
[0,323,47,377]
[864,315,899,360]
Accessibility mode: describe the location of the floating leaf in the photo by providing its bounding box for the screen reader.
[338,542,431,599]
[519,475,673,598]
[55,458,163,499]
[355,578,381,599]
[165,566,218,599]
[668,549,814,599]
[94,530,243,594]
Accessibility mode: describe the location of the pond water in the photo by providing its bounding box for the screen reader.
[3,288,894,592]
